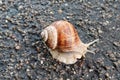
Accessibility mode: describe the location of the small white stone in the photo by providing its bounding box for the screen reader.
[89,69,94,72]
[0,0,2,4]
[26,68,30,72]
[41,60,43,64]
[18,5,23,10]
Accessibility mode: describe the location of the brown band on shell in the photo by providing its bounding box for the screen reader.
[51,20,81,52]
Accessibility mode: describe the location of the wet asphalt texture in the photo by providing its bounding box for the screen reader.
[0,0,120,80]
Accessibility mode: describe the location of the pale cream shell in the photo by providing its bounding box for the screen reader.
[41,26,57,49]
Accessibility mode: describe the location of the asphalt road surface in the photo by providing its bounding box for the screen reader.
[0,0,120,80]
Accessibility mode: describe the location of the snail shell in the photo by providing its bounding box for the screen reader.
[41,20,98,64]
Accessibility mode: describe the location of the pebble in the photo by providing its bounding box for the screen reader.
[0,0,2,4]
[113,61,120,70]
[36,47,40,52]
[117,60,120,64]
[26,68,30,72]
[113,41,120,47]
[18,5,24,10]
[66,78,70,80]
[97,27,103,34]
[59,78,63,80]
[96,58,104,65]
[103,20,110,26]
[50,11,54,14]
[64,3,68,6]
[15,44,21,50]
[0,35,2,39]
[58,9,63,14]
[107,51,117,61]
[105,72,109,77]
[16,28,26,34]
[41,60,43,64]
[89,69,94,72]
[104,66,111,70]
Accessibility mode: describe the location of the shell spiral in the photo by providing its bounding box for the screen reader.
[41,20,82,52]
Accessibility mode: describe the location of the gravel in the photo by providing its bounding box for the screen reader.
[0,0,120,80]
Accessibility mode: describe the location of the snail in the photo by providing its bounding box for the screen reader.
[41,20,99,64]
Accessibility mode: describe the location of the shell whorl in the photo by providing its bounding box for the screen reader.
[41,26,57,49]
[41,29,48,42]
[41,20,82,52]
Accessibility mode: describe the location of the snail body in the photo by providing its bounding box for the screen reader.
[41,20,98,64]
